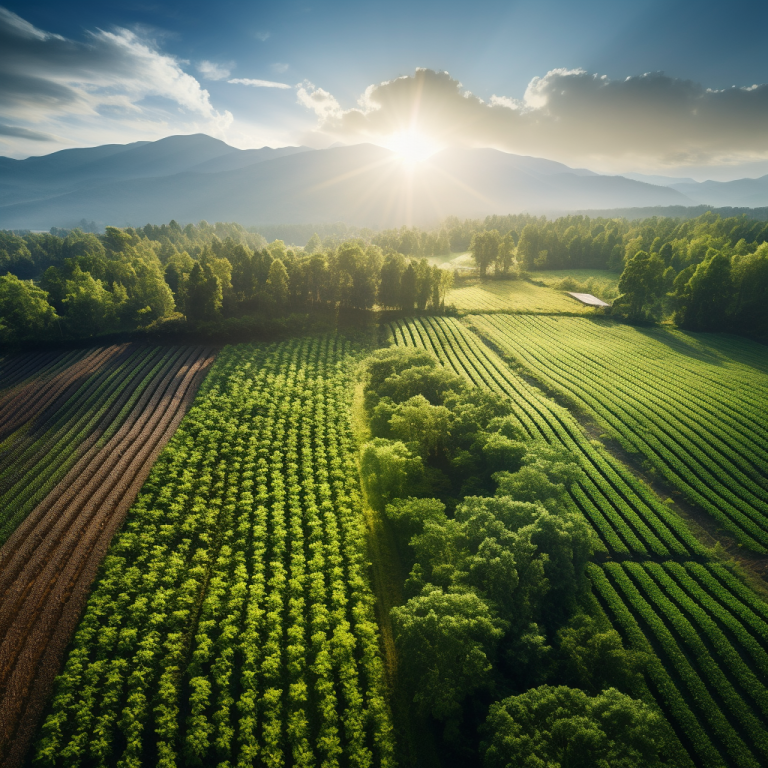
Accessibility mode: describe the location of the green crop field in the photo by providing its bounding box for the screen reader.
[465,315,768,551]
[32,334,395,768]
[388,315,768,768]
[446,279,598,314]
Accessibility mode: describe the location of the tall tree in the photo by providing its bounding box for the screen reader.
[616,250,665,319]
[0,274,59,343]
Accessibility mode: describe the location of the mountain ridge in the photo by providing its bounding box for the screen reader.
[2,134,765,229]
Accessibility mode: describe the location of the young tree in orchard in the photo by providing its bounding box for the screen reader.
[482,686,672,768]
[616,249,665,319]
[0,274,59,343]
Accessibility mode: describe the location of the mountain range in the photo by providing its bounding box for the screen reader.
[1,134,766,230]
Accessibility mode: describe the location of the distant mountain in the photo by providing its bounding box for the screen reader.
[0,135,705,230]
[0,135,311,209]
[668,176,768,208]
[622,172,698,186]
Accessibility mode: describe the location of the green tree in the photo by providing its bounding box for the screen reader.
[360,438,424,511]
[470,230,501,278]
[389,395,453,457]
[391,587,505,728]
[616,250,665,319]
[482,686,671,768]
[729,243,768,333]
[675,250,732,330]
[304,233,322,253]
[0,274,59,343]
[378,253,405,309]
[185,262,222,325]
[62,267,119,336]
[400,262,417,310]
[266,258,289,307]
[556,613,644,694]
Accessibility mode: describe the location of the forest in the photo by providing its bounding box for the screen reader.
[1,210,768,346]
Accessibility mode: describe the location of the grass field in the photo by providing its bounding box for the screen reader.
[446,278,599,314]
[0,344,215,766]
[528,269,621,302]
[467,315,768,551]
[389,315,768,768]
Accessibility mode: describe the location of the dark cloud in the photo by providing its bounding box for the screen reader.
[0,123,55,141]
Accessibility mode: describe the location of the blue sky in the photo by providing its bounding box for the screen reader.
[2,0,768,178]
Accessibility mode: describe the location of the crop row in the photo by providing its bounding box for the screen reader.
[592,560,768,768]
[0,345,186,544]
[390,316,768,768]
[390,316,703,558]
[467,314,768,550]
[32,334,395,768]
[0,345,215,768]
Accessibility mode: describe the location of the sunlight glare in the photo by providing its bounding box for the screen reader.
[387,131,439,165]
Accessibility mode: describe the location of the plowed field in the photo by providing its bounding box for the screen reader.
[0,344,216,767]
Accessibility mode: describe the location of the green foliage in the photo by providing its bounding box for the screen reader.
[482,685,672,768]
[615,249,665,319]
[556,613,645,694]
[0,274,58,342]
[360,438,424,512]
[33,335,396,768]
[391,586,505,726]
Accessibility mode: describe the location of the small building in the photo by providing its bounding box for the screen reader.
[567,292,611,308]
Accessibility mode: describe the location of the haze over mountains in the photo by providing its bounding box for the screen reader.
[1,134,767,230]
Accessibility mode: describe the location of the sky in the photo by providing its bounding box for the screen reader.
[2,0,768,180]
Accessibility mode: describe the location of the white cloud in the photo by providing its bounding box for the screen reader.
[197,60,232,81]
[0,6,233,156]
[270,62,289,74]
[296,82,342,120]
[297,67,768,171]
[254,31,270,42]
[228,78,292,89]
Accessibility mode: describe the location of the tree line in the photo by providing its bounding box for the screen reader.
[0,222,452,344]
[359,347,678,766]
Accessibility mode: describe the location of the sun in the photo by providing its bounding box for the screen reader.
[386,131,440,165]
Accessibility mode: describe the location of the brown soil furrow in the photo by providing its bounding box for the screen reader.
[0,351,64,396]
[0,349,95,427]
[0,345,140,492]
[0,348,215,767]
[0,347,175,565]
[0,345,148,495]
[0,347,122,440]
[0,350,214,768]
[0,346,197,618]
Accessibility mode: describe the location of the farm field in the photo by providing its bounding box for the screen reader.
[466,315,768,552]
[32,334,395,768]
[388,315,768,768]
[446,278,597,314]
[527,269,620,302]
[0,344,215,767]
